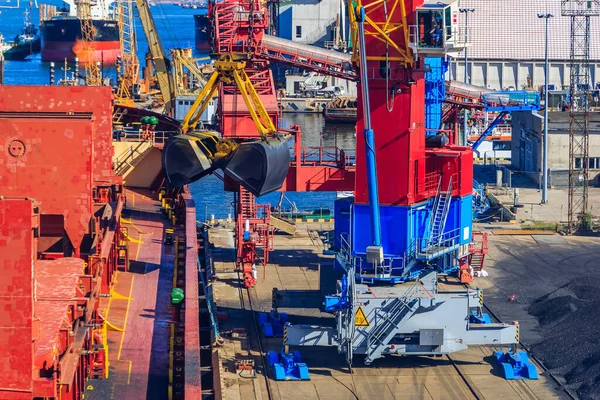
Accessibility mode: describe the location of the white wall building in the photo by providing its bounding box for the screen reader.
[450,0,600,90]
[279,0,342,46]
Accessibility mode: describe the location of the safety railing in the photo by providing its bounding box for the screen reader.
[112,140,152,176]
[324,40,349,51]
[338,234,353,267]
[408,25,468,53]
[416,227,461,259]
[414,171,441,196]
[355,256,403,279]
[290,146,356,169]
[113,129,176,145]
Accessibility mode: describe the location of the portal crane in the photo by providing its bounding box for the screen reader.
[115,0,139,106]
[280,0,538,379]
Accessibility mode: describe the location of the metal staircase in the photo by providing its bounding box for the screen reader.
[113,140,153,177]
[359,290,419,364]
[429,177,453,246]
[468,232,488,274]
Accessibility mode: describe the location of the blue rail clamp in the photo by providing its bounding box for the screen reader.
[267,349,310,381]
[495,349,539,380]
[258,310,288,337]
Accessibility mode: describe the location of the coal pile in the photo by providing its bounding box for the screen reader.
[529,278,600,399]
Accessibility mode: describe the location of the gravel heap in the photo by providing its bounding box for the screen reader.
[529,278,600,399]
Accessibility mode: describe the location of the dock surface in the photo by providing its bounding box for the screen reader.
[211,223,566,400]
[85,189,174,400]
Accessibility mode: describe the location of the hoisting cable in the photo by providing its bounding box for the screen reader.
[383,0,394,112]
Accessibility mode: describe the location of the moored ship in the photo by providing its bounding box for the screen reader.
[39,2,120,64]
[2,9,41,61]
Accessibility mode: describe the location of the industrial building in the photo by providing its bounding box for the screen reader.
[279,0,345,47]
[451,0,600,90]
[511,111,600,187]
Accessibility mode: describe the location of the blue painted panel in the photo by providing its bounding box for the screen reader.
[443,196,473,245]
[351,204,411,257]
[412,201,432,240]
[334,198,352,251]
[279,7,293,40]
[424,57,448,135]
[459,195,473,245]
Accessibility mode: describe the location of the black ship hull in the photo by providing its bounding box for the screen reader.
[40,18,120,63]
[3,38,41,60]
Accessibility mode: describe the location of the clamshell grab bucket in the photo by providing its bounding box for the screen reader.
[162,132,221,188]
[163,133,290,197]
[223,137,290,197]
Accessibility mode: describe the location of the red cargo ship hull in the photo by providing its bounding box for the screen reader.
[42,39,121,63]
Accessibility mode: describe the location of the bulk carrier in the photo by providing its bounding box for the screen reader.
[39,1,120,63]
[0,86,217,399]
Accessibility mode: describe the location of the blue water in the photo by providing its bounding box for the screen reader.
[0,2,356,219]
[1,3,203,84]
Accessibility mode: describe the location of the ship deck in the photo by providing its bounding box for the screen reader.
[85,188,178,400]
[210,222,566,400]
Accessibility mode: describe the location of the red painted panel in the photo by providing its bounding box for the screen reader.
[284,166,355,192]
[353,1,428,206]
[35,258,84,369]
[0,116,94,250]
[0,86,119,187]
[0,199,36,395]
[355,79,426,206]
[425,147,474,199]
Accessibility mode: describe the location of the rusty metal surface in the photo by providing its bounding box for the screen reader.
[0,86,119,186]
[35,258,84,365]
[0,199,37,395]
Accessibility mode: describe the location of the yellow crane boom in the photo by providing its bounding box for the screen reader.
[134,0,175,113]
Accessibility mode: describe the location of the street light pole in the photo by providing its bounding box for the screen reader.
[460,8,475,146]
[538,13,553,204]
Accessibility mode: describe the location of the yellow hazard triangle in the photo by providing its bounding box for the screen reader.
[355,306,369,327]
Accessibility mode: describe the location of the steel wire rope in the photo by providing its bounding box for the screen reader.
[382,0,394,112]
[154,1,182,50]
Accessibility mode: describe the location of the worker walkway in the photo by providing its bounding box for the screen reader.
[210,223,566,400]
[85,189,175,400]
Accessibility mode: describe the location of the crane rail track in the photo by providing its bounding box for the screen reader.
[236,269,276,400]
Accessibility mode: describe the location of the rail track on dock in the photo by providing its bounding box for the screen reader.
[236,269,277,400]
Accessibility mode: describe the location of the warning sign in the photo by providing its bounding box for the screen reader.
[355,306,370,327]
